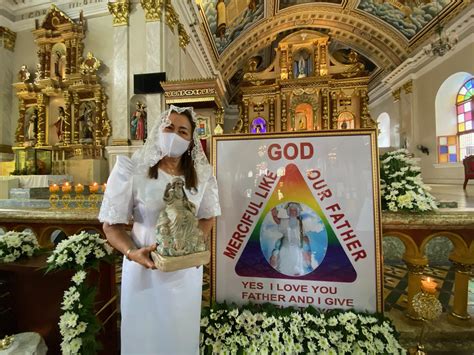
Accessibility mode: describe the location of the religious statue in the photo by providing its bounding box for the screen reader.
[53,106,69,142]
[295,112,307,130]
[155,178,206,257]
[18,65,30,82]
[130,102,147,140]
[78,103,94,142]
[26,109,38,142]
[297,53,307,78]
[53,50,66,79]
[34,63,42,84]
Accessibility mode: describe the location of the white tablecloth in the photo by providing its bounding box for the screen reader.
[0,332,47,355]
[0,175,72,188]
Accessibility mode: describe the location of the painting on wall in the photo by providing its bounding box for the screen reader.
[279,0,343,10]
[357,0,451,39]
[200,0,265,55]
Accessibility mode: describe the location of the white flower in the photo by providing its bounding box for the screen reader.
[72,270,87,285]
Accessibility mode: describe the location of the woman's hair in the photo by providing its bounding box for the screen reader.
[148,109,198,189]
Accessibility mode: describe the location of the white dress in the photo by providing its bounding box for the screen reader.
[277,218,305,276]
[98,156,221,355]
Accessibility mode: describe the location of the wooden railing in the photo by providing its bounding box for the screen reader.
[1,208,473,325]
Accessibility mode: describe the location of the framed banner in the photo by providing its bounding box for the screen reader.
[211,130,383,313]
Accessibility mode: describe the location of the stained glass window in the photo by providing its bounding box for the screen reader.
[438,135,457,163]
[457,78,474,160]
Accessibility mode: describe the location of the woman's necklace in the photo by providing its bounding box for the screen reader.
[160,158,181,176]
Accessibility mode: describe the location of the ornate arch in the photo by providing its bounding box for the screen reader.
[218,7,408,82]
[383,231,424,262]
[419,232,470,263]
[289,94,318,131]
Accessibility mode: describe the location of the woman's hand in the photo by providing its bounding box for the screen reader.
[128,244,157,269]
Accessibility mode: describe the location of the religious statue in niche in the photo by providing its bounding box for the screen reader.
[294,50,310,79]
[295,112,307,130]
[155,178,206,256]
[251,117,267,133]
[18,65,30,82]
[130,102,147,140]
[26,108,38,143]
[53,50,66,79]
[52,106,69,143]
[78,102,95,143]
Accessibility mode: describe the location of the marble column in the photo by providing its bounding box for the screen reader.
[108,0,130,147]
[0,26,16,161]
[145,21,164,130]
[401,80,414,150]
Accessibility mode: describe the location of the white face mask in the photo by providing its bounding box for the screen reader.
[159,132,190,158]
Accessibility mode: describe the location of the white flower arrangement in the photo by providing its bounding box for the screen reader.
[380,149,437,212]
[0,230,40,263]
[200,303,406,354]
[46,230,114,272]
[46,231,114,354]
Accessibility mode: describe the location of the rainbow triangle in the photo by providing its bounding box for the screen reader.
[235,163,357,282]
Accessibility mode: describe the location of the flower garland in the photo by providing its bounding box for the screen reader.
[0,230,40,263]
[200,303,406,354]
[46,231,114,354]
[380,149,437,212]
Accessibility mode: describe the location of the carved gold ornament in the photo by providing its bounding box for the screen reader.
[140,0,164,22]
[108,0,130,27]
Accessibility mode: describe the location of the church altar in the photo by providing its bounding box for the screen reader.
[0,175,71,188]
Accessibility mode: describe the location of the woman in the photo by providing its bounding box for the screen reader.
[99,105,221,354]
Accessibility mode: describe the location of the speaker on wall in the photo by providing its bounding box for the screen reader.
[133,72,166,94]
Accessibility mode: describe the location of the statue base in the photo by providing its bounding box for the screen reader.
[151,250,210,272]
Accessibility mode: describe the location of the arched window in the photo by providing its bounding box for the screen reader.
[457,79,474,159]
[376,112,391,148]
[437,77,474,162]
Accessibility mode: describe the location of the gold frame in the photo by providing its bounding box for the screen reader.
[211,129,383,313]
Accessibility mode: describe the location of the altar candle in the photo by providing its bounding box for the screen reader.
[75,183,84,194]
[421,277,437,294]
[61,182,72,193]
[102,183,107,193]
[89,182,99,193]
[49,184,59,193]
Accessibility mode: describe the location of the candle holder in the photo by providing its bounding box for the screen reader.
[75,184,85,209]
[0,335,14,350]
[88,183,100,209]
[49,184,60,209]
[410,279,443,355]
[61,183,72,209]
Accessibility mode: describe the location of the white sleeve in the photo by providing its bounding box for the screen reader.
[197,174,221,219]
[98,155,134,224]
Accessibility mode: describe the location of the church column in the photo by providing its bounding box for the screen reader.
[72,93,80,144]
[243,98,250,133]
[16,99,26,146]
[313,41,319,76]
[281,93,288,131]
[63,91,72,145]
[321,89,329,130]
[359,88,370,128]
[107,0,130,147]
[401,80,414,150]
[94,89,103,147]
[36,93,48,147]
[0,26,16,161]
[392,88,402,147]
[269,97,275,132]
[330,91,338,129]
[287,45,293,80]
[142,0,165,130]
[44,44,51,78]
[65,40,71,76]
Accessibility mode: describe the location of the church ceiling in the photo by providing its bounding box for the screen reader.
[197,0,466,83]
